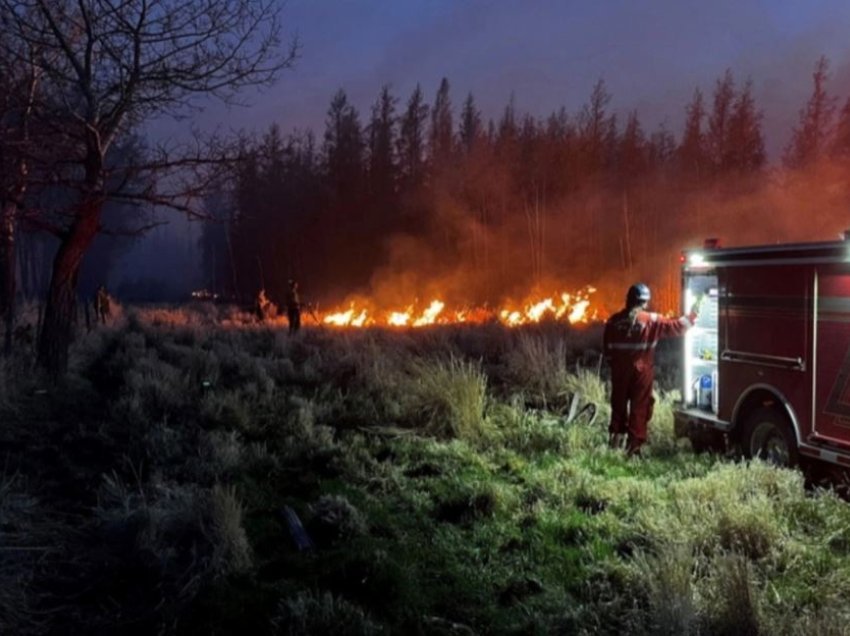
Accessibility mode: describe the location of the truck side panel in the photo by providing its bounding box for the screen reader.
[719,265,812,436]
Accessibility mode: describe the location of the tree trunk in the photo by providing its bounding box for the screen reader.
[0,202,16,356]
[37,202,101,378]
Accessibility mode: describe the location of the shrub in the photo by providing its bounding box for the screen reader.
[0,472,43,636]
[645,390,685,458]
[632,542,699,636]
[563,367,608,409]
[504,333,569,403]
[0,351,37,412]
[308,495,368,546]
[271,591,381,635]
[698,553,761,636]
[114,351,190,425]
[407,356,488,440]
[96,476,253,601]
[207,484,253,577]
[487,400,570,455]
[199,390,253,432]
[200,430,245,478]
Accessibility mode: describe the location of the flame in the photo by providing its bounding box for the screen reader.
[387,311,410,326]
[319,286,600,328]
[413,300,445,326]
[322,305,371,327]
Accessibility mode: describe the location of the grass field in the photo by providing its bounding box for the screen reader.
[2,304,850,635]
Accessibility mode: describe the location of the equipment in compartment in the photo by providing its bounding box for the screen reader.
[683,274,719,412]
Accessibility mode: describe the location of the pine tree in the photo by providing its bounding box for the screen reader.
[725,79,765,174]
[678,88,708,179]
[458,92,483,154]
[397,84,429,190]
[323,89,365,197]
[496,93,518,155]
[784,56,836,168]
[707,70,735,172]
[429,77,454,161]
[618,110,647,183]
[579,79,615,176]
[367,85,398,199]
[649,125,677,169]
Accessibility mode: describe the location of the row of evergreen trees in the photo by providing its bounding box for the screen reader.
[202,57,850,309]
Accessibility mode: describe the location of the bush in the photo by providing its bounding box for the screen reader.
[271,591,381,635]
[96,475,253,603]
[488,400,571,455]
[407,356,488,440]
[0,351,36,412]
[308,494,368,546]
[698,553,760,636]
[632,542,698,636]
[0,472,43,636]
[207,484,253,577]
[504,333,569,403]
[563,367,608,410]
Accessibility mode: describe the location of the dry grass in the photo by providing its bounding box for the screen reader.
[96,474,253,602]
[271,591,381,635]
[207,484,253,577]
[505,333,569,402]
[633,542,698,636]
[0,471,47,636]
[408,355,488,440]
[628,545,761,636]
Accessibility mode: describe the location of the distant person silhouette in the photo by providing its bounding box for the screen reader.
[285,279,301,334]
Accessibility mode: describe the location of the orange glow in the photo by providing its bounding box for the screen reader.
[319,286,600,328]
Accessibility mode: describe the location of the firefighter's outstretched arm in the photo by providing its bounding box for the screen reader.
[651,310,698,340]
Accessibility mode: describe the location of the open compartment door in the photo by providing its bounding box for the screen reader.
[683,270,719,412]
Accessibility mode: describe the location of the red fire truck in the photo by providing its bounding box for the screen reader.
[674,237,850,470]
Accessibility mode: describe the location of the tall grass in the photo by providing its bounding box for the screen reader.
[505,333,569,402]
[408,356,488,440]
[5,303,850,635]
[628,545,761,636]
[0,470,52,636]
[271,591,381,635]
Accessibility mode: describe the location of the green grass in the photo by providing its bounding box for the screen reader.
[2,305,850,634]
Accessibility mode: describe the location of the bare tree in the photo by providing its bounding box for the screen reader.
[0,27,43,355]
[0,0,297,376]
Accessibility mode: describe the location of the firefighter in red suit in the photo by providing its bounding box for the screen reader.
[603,283,698,456]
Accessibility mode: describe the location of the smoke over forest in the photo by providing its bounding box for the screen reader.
[196,60,850,313]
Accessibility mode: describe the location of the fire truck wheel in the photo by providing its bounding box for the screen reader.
[743,408,799,468]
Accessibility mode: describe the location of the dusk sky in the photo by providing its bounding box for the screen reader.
[136,0,850,289]
[167,0,850,160]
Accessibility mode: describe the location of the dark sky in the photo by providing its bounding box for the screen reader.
[165,0,850,159]
[129,0,850,292]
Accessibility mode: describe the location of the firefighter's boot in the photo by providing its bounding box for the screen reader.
[608,433,625,450]
[626,440,643,458]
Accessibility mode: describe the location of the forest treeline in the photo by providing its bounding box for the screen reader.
[203,57,850,311]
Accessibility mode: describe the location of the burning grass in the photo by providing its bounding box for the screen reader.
[2,303,850,634]
[320,285,600,329]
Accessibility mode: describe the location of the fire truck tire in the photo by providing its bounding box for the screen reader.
[743,407,799,468]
